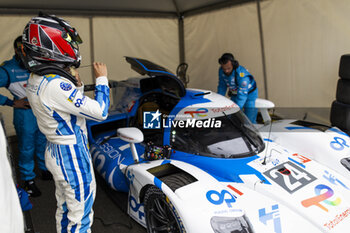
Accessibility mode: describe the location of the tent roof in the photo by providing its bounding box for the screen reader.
[0,0,254,17]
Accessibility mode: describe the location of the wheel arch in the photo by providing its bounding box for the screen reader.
[139,162,197,204]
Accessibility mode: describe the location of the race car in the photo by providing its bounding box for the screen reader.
[86,57,350,233]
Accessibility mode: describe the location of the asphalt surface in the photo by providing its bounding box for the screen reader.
[27,175,146,233]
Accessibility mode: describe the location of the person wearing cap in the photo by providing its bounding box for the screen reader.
[217,53,258,123]
[0,36,50,197]
[24,13,110,232]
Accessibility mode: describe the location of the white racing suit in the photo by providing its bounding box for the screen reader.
[26,73,110,232]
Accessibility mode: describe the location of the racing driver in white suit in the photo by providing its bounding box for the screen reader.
[23,13,110,232]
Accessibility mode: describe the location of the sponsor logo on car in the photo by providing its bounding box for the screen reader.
[127,170,135,185]
[301,184,341,212]
[323,170,350,190]
[210,104,237,113]
[330,137,349,151]
[184,108,208,117]
[206,189,236,208]
[292,153,311,164]
[129,195,145,221]
[259,204,282,233]
[324,207,350,230]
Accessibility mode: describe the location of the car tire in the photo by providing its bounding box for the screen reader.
[336,79,350,104]
[160,172,196,191]
[144,173,189,233]
[330,100,350,132]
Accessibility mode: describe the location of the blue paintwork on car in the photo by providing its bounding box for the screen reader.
[171,151,269,184]
[90,136,145,192]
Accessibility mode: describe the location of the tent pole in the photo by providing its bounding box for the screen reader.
[0,8,176,18]
[172,0,186,67]
[177,15,187,87]
[172,0,187,86]
[178,15,185,65]
[256,0,268,99]
[89,16,96,84]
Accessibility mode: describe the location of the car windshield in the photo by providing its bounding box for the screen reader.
[170,111,265,158]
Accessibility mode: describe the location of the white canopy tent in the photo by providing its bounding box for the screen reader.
[1,0,350,135]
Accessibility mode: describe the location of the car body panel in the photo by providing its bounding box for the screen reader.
[258,120,350,180]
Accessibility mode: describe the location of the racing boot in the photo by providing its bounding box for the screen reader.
[41,170,53,181]
[24,180,41,197]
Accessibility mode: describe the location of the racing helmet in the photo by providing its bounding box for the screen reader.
[22,12,82,68]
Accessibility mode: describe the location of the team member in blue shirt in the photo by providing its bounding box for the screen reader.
[0,36,50,197]
[217,53,258,123]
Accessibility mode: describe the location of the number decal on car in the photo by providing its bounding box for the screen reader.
[264,161,317,193]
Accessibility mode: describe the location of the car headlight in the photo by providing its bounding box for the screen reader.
[211,215,255,233]
[341,157,350,172]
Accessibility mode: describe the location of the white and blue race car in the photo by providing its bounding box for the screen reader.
[86,57,350,233]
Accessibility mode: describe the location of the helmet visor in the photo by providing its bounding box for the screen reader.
[62,31,80,50]
[71,28,82,44]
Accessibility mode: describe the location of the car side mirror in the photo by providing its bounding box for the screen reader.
[117,127,144,163]
[255,98,275,125]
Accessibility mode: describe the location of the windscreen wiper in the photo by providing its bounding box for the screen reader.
[222,112,259,150]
